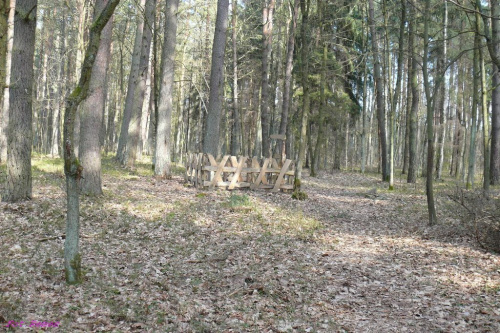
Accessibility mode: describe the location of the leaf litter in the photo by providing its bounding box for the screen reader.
[0,160,499,332]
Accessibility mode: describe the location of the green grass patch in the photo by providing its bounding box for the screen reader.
[228,194,251,207]
[32,156,64,175]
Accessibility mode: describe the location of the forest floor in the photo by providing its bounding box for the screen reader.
[0,156,499,333]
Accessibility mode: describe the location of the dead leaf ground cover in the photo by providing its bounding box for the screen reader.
[0,156,499,332]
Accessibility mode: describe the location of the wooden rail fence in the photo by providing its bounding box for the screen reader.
[185,153,295,192]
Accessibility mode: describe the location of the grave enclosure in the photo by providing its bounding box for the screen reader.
[185,153,295,192]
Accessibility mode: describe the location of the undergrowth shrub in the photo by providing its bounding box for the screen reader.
[450,188,500,253]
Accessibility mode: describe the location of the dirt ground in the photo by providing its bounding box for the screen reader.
[1,157,499,332]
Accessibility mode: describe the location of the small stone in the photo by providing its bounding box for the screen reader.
[9,244,22,252]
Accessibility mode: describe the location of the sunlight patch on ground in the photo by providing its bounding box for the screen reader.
[32,157,64,175]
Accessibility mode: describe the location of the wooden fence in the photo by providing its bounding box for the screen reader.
[185,153,295,192]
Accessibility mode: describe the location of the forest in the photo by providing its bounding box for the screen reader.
[0,0,500,331]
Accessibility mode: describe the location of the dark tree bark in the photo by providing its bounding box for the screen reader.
[203,0,229,156]
[79,0,114,195]
[491,67,500,185]
[155,0,179,178]
[63,0,120,285]
[407,1,418,184]
[422,0,437,225]
[3,0,37,202]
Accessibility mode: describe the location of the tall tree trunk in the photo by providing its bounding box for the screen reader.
[368,0,388,181]
[361,2,369,174]
[126,0,155,167]
[203,0,229,156]
[361,56,368,174]
[3,0,36,202]
[478,0,500,184]
[74,0,87,83]
[479,28,490,192]
[155,0,179,178]
[260,0,275,158]
[116,0,145,162]
[312,34,327,177]
[435,0,448,180]
[0,0,9,163]
[277,0,299,160]
[491,67,500,185]
[407,1,418,184]
[51,16,65,157]
[0,0,13,163]
[79,0,114,195]
[451,62,465,178]
[294,0,310,191]
[230,0,240,156]
[422,0,437,225]
[388,0,406,189]
[150,4,158,162]
[403,54,411,175]
[63,0,120,285]
[467,31,480,189]
[138,55,152,159]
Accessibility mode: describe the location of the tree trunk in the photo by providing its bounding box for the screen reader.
[467,31,480,189]
[368,0,388,182]
[478,0,500,184]
[294,0,310,190]
[388,0,406,190]
[126,0,154,167]
[230,0,240,156]
[0,0,10,163]
[79,0,113,195]
[361,56,368,174]
[155,0,179,178]
[312,40,327,177]
[422,0,437,226]
[491,67,500,185]
[51,24,63,157]
[451,62,465,178]
[138,59,152,159]
[3,0,36,202]
[116,0,145,163]
[277,0,299,161]
[403,54,411,175]
[203,0,229,156]
[435,0,448,180]
[260,0,275,158]
[63,0,120,285]
[407,2,418,184]
[479,24,490,192]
